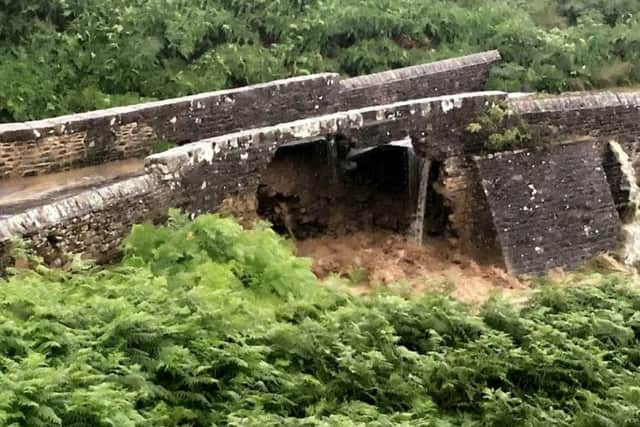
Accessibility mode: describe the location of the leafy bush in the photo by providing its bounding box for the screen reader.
[1,0,640,122]
[2,212,640,425]
[465,102,536,153]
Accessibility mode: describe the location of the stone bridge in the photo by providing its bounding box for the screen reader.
[1,49,639,275]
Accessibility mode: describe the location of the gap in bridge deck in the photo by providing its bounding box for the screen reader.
[0,158,145,216]
[255,139,524,304]
[257,139,418,239]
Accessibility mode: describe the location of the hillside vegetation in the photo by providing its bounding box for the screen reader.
[2,212,640,425]
[1,0,640,122]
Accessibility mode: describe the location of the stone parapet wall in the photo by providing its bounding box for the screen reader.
[146,113,353,218]
[146,92,506,217]
[0,74,340,180]
[509,91,640,144]
[346,91,506,158]
[340,50,501,109]
[0,50,502,181]
[0,175,173,266]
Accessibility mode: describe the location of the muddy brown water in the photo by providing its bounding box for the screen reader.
[296,230,530,307]
[0,159,145,215]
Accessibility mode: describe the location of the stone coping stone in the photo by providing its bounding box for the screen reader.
[509,91,640,114]
[340,50,501,90]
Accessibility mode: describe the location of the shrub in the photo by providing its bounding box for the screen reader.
[465,102,536,153]
[2,0,640,122]
[2,212,640,425]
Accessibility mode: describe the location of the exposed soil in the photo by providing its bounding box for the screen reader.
[296,230,530,306]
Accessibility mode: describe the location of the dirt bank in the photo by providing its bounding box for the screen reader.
[296,230,529,306]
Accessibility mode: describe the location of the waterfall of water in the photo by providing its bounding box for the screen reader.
[609,140,640,266]
[406,147,419,204]
[326,138,339,183]
[410,159,431,245]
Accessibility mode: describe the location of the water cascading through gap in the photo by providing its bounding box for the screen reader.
[410,157,432,245]
[406,146,418,204]
[609,140,640,266]
[326,137,339,184]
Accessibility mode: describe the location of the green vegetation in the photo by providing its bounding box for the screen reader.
[150,139,177,154]
[3,212,640,425]
[2,0,640,122]
[465,103,536,153]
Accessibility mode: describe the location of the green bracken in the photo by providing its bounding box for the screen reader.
[2,0,640,122]
[2,211,640,425]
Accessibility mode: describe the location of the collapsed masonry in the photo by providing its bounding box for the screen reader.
[1,49,640,275]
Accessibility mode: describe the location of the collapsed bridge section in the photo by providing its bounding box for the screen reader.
[0,50,501,179]
[145,91,506,239]
[2,49,640,277]
[0,50,503,271]
[0,91,505,270]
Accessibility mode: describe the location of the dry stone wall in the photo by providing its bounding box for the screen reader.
[0,175,174,266]
[509,91,640,213]
[509,92,640,144]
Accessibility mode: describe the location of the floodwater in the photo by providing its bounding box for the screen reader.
[609,141,640,266]
[297,229,528,307]
[0,159,144,215]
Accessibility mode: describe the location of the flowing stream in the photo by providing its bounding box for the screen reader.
[609,140,640,266]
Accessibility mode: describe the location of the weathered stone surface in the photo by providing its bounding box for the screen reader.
[340,50,501,108]
[0,175,174,265]
[475,143,620,275]
[0,74,341,179]
[603,142,633,213]
[0,50,503,180]
[146,113,354,217]
[343,92,507,158]
[510,91,640,213]
[146,92,506,217]
[509,92,640,145]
